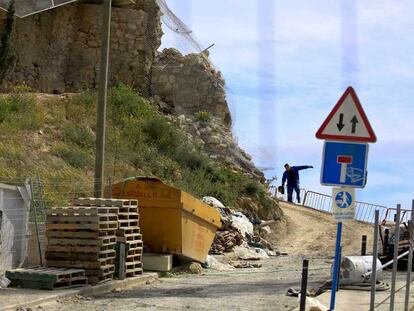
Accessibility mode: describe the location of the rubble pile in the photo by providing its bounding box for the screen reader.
[210,230,244,254]
[205,198,244,254]
[203,197,274,257]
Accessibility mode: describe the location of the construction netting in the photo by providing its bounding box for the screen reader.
[156,0,206,54]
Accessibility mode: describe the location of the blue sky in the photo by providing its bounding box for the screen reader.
[160,0,414,208]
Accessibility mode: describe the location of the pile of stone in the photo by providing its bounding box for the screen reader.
[204,197,274,255]
[210,230,244,254]
[203,197,244,254]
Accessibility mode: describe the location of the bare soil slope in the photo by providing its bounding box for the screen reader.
[274,202,374,256]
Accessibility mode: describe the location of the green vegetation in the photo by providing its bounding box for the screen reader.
[0,85,274,215]
[196,110,211,123]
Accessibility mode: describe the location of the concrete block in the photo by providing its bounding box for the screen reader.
[142,253,173,272]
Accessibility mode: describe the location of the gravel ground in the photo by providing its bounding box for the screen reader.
[40,255,331,311]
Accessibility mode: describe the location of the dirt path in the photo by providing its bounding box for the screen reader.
[275,202,374,256]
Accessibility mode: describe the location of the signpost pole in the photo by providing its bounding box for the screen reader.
[330,221,342,310]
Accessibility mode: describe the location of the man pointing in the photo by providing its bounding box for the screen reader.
[281,164,313,203]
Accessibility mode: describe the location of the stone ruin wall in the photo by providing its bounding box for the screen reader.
[5,0,161,96]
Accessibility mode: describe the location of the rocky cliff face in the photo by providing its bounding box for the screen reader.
[151,48,231,127]
[3,0,264,181]
[150,48,263,180]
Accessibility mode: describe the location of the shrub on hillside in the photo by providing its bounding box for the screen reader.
[196,111,211,123]
[143,118,182,154]
[53,143,93,169]
[0,93,44,130]
[63,124,95,149]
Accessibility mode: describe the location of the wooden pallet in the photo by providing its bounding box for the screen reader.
[115,242,143,279]
[115,242,142,256]
[46,257,114,270]
[119,206,139,214]
[47,207,119,216]
[9,277,88,290]
[126,248,143,257]
[46,221,118,231]
[116,233,143,243]
[85,264,114,285]
[46,249,116,261]
[125,267,143,278]
[118,212,139,221]
[6,267,88,290]
[126,261,142,269]
[47,235,116,247]
[85,264,115,277]
[116,227,140,236]
[128,240,143,249]
[47,214,118,223]
[73,198,138,208]
[118,219,139,229]
[126,253,142,261]
[6,267,85,283]
[46,229,117,239]
[47,243,115,254]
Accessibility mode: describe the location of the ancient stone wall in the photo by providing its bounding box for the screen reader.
[4,1,162,95]
[151,48,232,127]
[5,4,79,93]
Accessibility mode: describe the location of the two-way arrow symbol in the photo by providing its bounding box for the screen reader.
[350,116,359,133]
[336,113,345,131]
[336,114,359,133]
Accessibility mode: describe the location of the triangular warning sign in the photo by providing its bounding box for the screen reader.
[316,87,377,142]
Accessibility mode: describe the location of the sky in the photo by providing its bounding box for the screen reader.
[159,0,414,209]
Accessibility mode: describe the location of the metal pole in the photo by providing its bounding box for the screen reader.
[94,0,112,198]
[330,222,343,311]
[370,210,379,311]
[29,178,43,267]
[108,176,113,199]
[361,235,367,256]
[336,246,342,292]
[404,200,414,311]
[390,204,402,311]
[299,259,309,311]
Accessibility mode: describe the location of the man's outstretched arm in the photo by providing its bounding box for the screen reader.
[294,165,313,171]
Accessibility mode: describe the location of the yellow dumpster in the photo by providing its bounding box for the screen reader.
[109,177,221,263]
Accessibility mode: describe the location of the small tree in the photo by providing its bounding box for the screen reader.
[0,0,15,84]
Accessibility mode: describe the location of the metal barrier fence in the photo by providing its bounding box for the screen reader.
[270,186,411,224]
[268,185,307,203]
[302,190,411,224]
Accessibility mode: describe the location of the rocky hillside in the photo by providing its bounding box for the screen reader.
[0,87,281,220]
[0,0,282,220]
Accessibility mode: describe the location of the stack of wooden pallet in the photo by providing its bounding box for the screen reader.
[114,199,144,278]
[45,201,118,285]
[6,267,88,290]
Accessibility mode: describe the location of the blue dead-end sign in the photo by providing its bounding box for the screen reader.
[321,141,368,188]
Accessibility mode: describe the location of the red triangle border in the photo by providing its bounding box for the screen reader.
[315,86,377,143]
